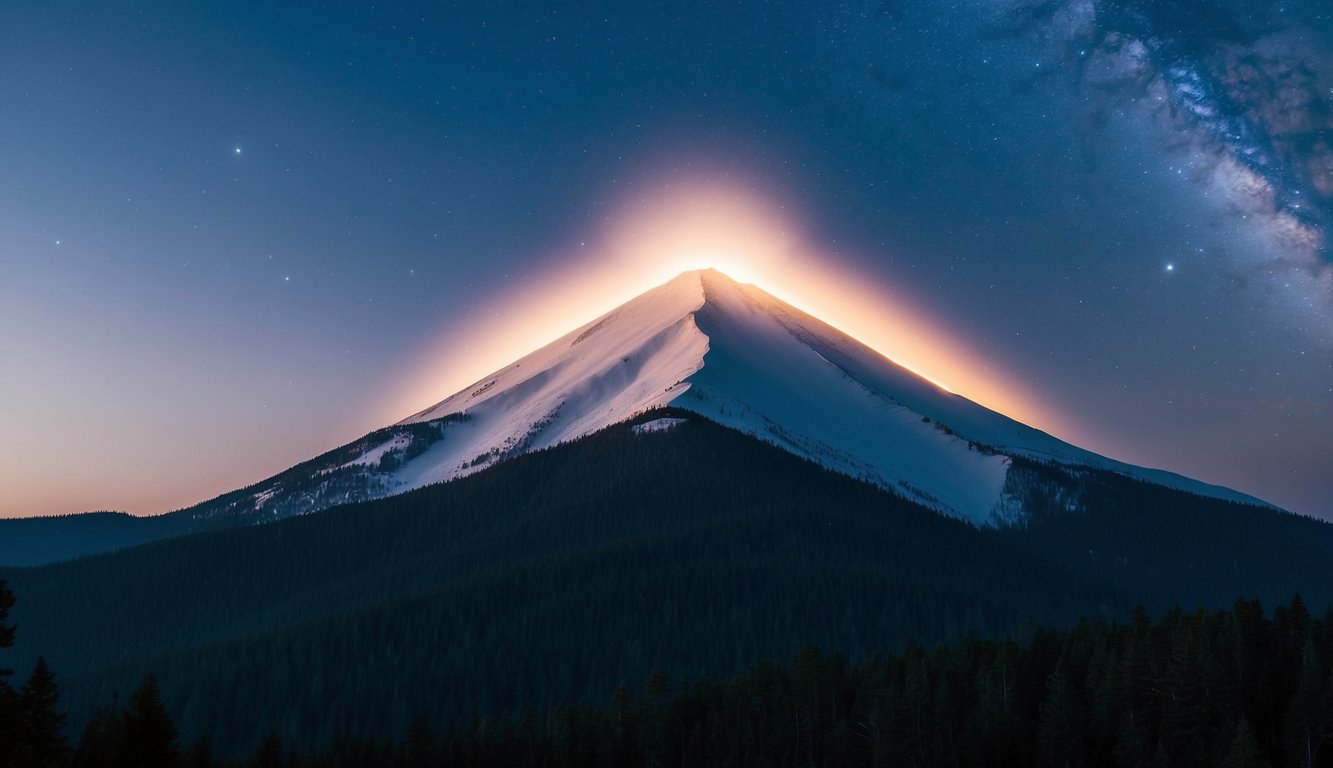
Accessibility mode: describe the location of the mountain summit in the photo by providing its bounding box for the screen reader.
[391,268,1261,524]
[0,268,1272,566]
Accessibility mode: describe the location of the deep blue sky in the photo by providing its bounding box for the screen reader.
[2,1,1331,519]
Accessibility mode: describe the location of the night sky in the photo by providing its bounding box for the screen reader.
[2,1,1330,520]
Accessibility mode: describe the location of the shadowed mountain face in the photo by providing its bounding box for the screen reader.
[2,412,1330,755]
[0,270,1274,567]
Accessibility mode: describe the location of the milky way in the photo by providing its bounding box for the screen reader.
[992,0,1333,336]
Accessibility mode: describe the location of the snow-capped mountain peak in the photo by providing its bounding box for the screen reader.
[10,267,1267,549]
[372,268,1264,524]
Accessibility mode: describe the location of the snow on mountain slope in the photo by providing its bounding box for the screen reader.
[396,271,708,488]
[394,269,1268,524]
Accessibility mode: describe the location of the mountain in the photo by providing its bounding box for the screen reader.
[1,266,1328,751]
[395,268,1263,521]
[2,269,1328,755]
[4,412,1330,756]
[0,269,1271,566]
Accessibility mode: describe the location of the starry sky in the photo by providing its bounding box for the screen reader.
[2,0,1331,520]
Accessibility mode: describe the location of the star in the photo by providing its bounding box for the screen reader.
[234,147,242,155]
[1165,263,1175,273]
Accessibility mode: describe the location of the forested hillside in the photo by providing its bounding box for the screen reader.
[6,581,1333,767]
[3,412,1330,755]
[290,597,1333,767]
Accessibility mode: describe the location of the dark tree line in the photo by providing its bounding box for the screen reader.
[5,574,1333,767]
[315,598,1333,768]
[10,417,1333,756]
[2,580,180,768]
[2,580,70,768]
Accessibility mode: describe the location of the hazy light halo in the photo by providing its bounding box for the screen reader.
[387,178,1067,444]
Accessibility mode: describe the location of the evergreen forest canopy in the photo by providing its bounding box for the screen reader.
[1,413,1331,757]
[4,577,1333,767]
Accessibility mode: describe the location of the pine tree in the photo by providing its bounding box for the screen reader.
[18,657,68,768]
[402,716,434,768]
[1112,714,1148,768]
[1282,637,1328,768]
[0,579,14,653]
[640,669,672,768]
[71,706,124,768]
[0,579,18,768]
[251,731,284,768]
[0,685,15,768]
[1037,664,1084,768]
[1221,718,1269,768]
[1162,620,1206,765]
[123,676,181,768]
[610,684,638,768]
[187,735,215,768]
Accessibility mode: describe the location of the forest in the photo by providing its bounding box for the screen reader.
[4,577,1332,767]
[3,415,1332,756]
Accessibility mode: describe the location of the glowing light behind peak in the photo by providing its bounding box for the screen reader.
[383,180,1069,440]
[598,180,802,289]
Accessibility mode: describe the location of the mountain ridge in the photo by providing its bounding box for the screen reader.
[399,268,1268,521]
[0,268,1274,567]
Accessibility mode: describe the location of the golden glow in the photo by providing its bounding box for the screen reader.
[380,177,1071,439]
